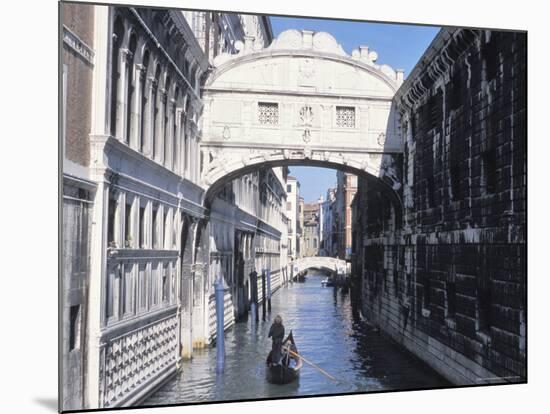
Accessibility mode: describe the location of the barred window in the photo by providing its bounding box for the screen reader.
[336,106,356,128]
[258,102,279,125]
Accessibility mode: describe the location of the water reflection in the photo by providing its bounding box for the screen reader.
[145,270,449,405]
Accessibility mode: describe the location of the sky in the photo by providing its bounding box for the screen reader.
[270,16,440,202]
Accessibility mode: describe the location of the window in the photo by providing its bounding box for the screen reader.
[110,17,124,137]
[477,284,492,332]
[69,305,80,351]
[450,71,462,111]
[258,102,279,125]
[450,162,462,201]
[336,106,355,128]
[124,198,133,248]
[126,34,137,144]
[423,274,431,307]
[152,206,161,249]
[446,281,456,318]
[139,204,146,248]
[138,263,147,311]
[152,64,161,159]
[162,263,170,303]
[106,264,121,322]
[286,202,292,211]
[122,264,134,316]
[151,262,159,307]
[482,149,497,194]
[107,193,118,247]
[164,76,171,166]
[287,184,292,193]
[140,50,150,153]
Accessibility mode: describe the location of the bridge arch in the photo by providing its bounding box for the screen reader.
[199,29,405,212]
[291,256,349,275]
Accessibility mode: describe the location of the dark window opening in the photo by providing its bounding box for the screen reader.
[483,37,499,81]
[478,285,492,331]
[450,71,462,111]
[107,195,117,246]
[139,205,146,248]
[69,305,80,351]
[424,275,431,308]
[393,269,399,297]
[140,51,150,152]
[447,281,456,318]
[482,150,497,194]
[110,18,124,137]
[152,207,159,248]
[78,188,89,200]
[125,200,132,247]
[126,34,137,144]
[451,162,462,201]
[427,177,435,208]
[162,265,169,302]
[428,89,443,131]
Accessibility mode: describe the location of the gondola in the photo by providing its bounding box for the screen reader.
[266,331,302,384]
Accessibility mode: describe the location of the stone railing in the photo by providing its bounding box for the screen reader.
[99,311,179,407]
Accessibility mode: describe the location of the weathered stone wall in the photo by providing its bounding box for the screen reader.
[353,28,526,385]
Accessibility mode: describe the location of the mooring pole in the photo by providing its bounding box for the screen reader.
[261,269,266,321]
[215,278,225,373]
[267,268,272,312]
[250,270,259,324]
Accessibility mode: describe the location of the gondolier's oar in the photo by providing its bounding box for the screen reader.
[286,349,337,382]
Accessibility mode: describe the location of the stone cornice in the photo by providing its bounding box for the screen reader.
[394,27,482,114]
[208,49,400,93]
[202,85,394,102]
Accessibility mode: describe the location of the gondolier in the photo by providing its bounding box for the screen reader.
[268,315,285,364]
[266,330,302,384]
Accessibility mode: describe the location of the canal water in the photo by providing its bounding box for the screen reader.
[144,270,450,405]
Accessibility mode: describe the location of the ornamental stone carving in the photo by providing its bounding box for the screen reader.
[222,125,231,140]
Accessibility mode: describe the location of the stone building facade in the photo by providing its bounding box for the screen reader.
[352,28,526,385]
[303,202,320,257]
[335,172,357,259]
[60,4,285,410]
[285,176,301,259]
[320,187,337,257]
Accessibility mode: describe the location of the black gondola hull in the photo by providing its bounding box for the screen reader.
[266,363,300,384]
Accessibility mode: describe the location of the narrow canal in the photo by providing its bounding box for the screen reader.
[145,270,450,405]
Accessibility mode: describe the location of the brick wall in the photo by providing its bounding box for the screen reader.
[353,28,526,385]
[62,3,94,168]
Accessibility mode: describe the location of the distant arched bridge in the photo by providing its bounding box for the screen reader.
[290,256,350,276]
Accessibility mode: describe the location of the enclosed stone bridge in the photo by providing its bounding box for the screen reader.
[200,29,405,207]
[291,256,349,276]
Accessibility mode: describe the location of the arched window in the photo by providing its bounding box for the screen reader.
[152,64,161,159]
[173,87,180,172]
[110,17,124,137]
[125,34,137,145]
[164,76,172,168]
[139,50,150,153]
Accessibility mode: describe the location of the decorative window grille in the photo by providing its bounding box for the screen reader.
[258,102,279,125]
[336,106,356,128]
